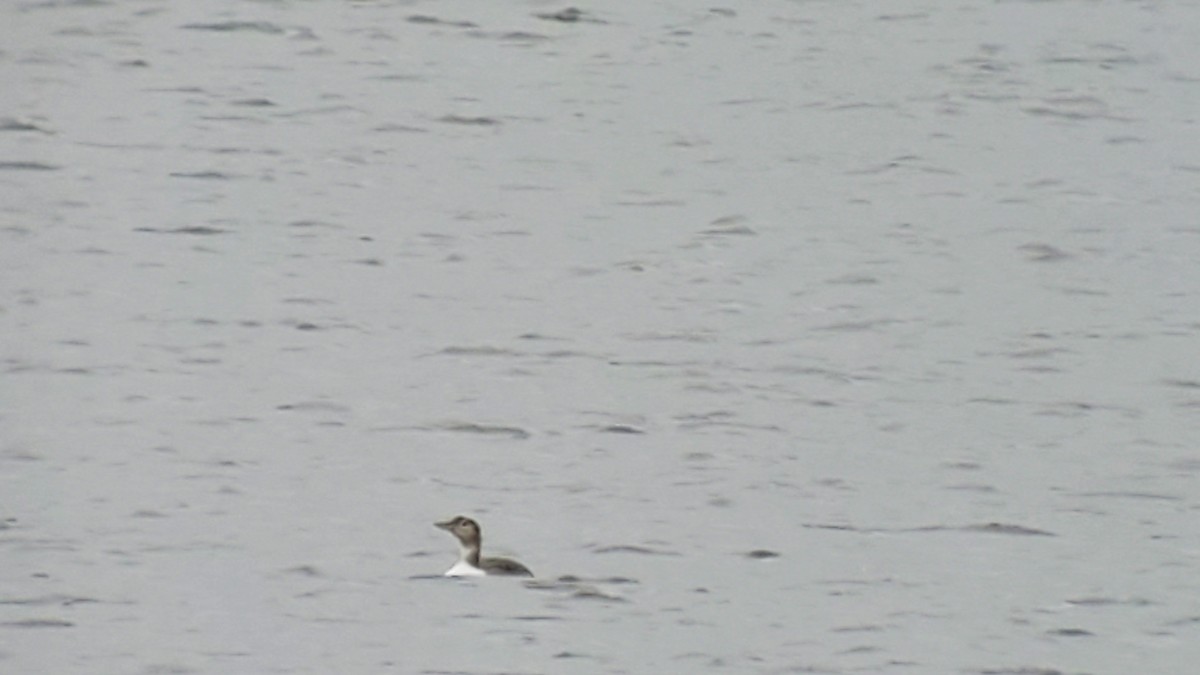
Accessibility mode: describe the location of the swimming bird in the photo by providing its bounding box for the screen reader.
[435,516,533,577]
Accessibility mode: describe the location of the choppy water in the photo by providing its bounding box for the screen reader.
[3,1,1199,673]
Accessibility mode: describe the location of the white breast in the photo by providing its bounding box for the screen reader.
[444,560,486,577]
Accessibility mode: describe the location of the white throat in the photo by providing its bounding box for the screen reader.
[444,540,484,577]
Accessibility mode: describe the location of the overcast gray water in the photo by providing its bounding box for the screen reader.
[3,1,1199,673]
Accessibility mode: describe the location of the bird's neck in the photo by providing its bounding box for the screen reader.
[459,539,481,567]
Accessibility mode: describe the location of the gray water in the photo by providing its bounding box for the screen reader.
[3,1,1199,673]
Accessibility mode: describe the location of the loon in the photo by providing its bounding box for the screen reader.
[435,516,533,577]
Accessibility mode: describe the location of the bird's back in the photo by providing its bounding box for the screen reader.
[479,556,533,577]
